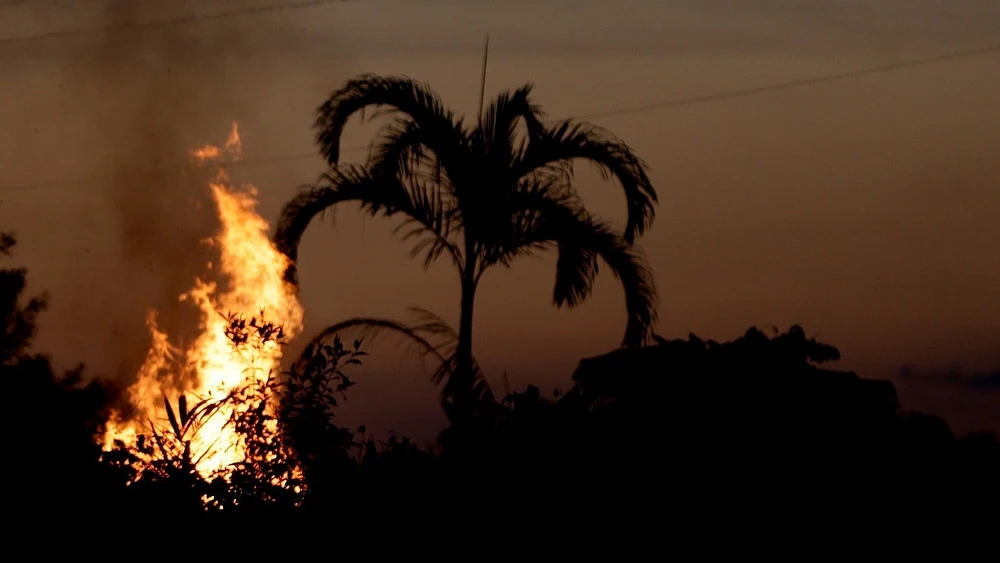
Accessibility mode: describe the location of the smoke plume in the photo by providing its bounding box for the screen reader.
[0,1,354,384]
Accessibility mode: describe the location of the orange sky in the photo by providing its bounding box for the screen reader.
[1,1,998,441]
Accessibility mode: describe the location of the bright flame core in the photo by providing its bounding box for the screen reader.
[103,123,304,478]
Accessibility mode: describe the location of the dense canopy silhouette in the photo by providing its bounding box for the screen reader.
[3,235,998,525]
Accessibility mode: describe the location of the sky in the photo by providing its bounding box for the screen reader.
[1,0,998,442]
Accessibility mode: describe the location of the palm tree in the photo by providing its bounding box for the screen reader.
[274,74,658,421]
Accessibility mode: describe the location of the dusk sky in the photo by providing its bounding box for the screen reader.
[1,0,998,442]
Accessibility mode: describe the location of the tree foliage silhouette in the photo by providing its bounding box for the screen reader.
[104,311,375,514]
[3,227,998,523]
[274,74,659,420]
[0,232,112,516]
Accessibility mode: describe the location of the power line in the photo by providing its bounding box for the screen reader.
[0,0,350,45]
[574,42,1000,120]
[0,142,373,194]
[2,41,998,195]
[0,147,361,195]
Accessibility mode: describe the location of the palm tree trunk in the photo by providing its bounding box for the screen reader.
[446,265,478,422]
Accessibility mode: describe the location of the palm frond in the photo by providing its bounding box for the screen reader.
[477,174,582,272]
[477,84,545,167]
[164,395,181,437]
[480,193,657,347]
[295,313,488,390]
[550,216,658,348]
[272,165,463,284]
[315,74,469,166]
[392,177,463,271]
[514,120,657,243]
[402,306,487,386]
[406,306,458,339]
[368,117,426,176]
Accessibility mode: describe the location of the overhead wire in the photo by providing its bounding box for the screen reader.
[574,42,1000,120]
[1,33,998,194]
[0,0,352,45]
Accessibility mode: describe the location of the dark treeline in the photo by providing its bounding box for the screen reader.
[4,232,998,533]
[7,74,1000,539]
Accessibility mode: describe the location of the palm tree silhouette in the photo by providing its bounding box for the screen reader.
[274,74,658,421]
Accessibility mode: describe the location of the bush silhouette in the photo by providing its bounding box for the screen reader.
[0,233,115,519]
[3,229,998,525]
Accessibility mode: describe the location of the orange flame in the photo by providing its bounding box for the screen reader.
[103,123,303,479]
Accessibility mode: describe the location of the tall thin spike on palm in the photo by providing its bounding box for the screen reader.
[275,74,659,421]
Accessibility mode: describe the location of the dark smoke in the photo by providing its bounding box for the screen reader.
[76,1,220,383]
[1,1,354,386]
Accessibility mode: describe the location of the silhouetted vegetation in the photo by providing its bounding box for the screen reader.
[274,74,658,424]
[6,74,999,532]
[1,233,115,519]
[7,230,997,523]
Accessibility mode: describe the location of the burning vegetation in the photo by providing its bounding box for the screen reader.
[102,124,305,488]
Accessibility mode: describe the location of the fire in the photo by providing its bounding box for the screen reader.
[103,123,304,480]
